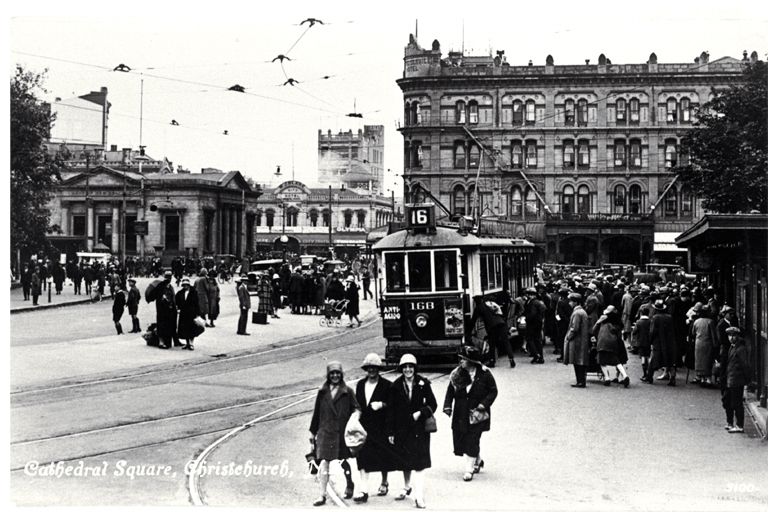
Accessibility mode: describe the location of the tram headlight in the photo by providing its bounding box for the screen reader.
[414,313,429,328]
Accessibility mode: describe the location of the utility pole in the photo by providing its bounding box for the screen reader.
[328,185,333,257]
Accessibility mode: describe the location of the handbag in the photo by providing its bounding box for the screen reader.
[469,407,490,425]
[344,412,367,454]
[423,414,438,433]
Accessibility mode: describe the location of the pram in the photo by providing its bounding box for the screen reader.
[586,343,606,382]
[319,299,350,327]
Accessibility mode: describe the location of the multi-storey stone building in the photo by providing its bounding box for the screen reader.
[397,34,756,266]
[318,126,385,193]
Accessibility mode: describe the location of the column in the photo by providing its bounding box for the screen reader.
[87,204,95,251]
[60,202,69,235]
[111,204,120,253]
[178,212,185,253]
[222,207,229,254]
[138,204,145,259]
[229,208,237,255]
[236,208,243,257]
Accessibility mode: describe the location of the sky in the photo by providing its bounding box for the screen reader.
[8,0,768,195]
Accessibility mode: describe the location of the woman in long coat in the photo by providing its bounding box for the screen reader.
[194,269,211,325]
[692,305,718,386]
[313,274,326,314]
[156,277,177,349]
[353,353,393,502]
[386,354,437,509]
[206,275,220,326]
[175,278,200,350]
[443,346,498,481]
[649,300,677,385]
[309,361,359,506]
[256,273,275,317]
[271,274,282,314]
[563,293,591,387]
[593,305,630,387]
[30,271,41,305]
[344,276,361,327]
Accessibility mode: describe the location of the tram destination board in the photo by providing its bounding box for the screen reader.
[405,203,435,232]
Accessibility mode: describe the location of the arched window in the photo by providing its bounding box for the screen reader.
[404,102,410,126]
[564,99,575,125]
[614,185,627,214]
[525,188,538,218]
[681,186,693,216]
[629,97,640,122]
[665,185,678,217]
[454,142,466,168]
[453,185,466,216]
[577,99,588,125]
[616,98,627,122]
[680,97,691,122]
[309,209,319,227]
[511,142,523,169]
[563,140,575,169]
[525,100,536,123]
[509,186,522,217]
[665,139,678,168]
[412,141,422,167]
[456,101,466,124]
[666,97,677,123]
[468,144,480,168]
[629,139,642,168]
[577,140,590,167]
[322,208,331,227]
[525,140,537,168]
[266,209,275,227]
[468,100,479,124]
[411,101,420,125]
[577,185,590,214]
[286,207,299,227]
[614,139,626,168]
[628,185,642,214]
[467,185,481,216]
[512,100,524,125]
[344,210,353,228]
[562,185,575,215]
[357,210,366,228]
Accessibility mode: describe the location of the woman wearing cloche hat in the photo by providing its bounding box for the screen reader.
[344,274,362,328]
[387,354,437,509]
[352,354,393,502]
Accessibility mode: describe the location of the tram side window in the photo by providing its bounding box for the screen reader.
[385,253,405,292]
[409,252,432,292]
[434,250,458,291]
[481,253,503,290]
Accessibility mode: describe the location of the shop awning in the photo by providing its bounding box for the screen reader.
[654,232,685,252]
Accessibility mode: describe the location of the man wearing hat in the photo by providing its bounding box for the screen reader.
[111,280,127,335]
[563,293,590,387]
[175,277,201,350]
[470,297,516,368]
[648,299,677,385]
[156,271,179,349]
[235,275,251,335]
[715,306,738,388]
[523,287,546,364]
[126,277,142,333]
[554,287,573,361]
[722,327,749,433]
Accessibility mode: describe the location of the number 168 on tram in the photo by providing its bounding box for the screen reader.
[372,204,535,366]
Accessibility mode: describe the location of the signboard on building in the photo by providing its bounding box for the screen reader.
[274,180,311,203]
[133,220,149,236]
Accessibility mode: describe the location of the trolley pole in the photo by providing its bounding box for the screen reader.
[328,185,333,257]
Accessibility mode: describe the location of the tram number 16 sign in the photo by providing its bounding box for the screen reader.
[406,203,435,232]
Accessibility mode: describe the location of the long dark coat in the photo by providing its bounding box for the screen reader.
[726,342,750,388]
[112,290,126,322]
[288,272,304,306]
[175,288,200,339]
[355,377,394,471]
[194,277,210,316]
[555,297,573,346]
[649,311,676,369]
[345,281,360,316]
[155,283,177,341]
[207,278,220,320]
[386,375,437,471]
[31,273,41,297]
[443,366,498,436]
[594,318,628,364]
[563,306,591,366]
[127,286,141,315]
[309,381,359,461]
[326,280,344,301]
[257,277,274,314]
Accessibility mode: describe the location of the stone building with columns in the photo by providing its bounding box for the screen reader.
[398,33,757,266]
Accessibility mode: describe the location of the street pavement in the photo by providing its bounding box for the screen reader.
[10,279,106,312]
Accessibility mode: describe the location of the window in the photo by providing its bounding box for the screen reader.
[404,142,411,168]
[309,209,318,227]
[563,140,575,169]
[629,98,640,122]
[413,142,422,167]
[286,207,299,227]
[577,99,588,125]
[468,101,479,124]
[628,185,642,214]
[681,186,693,216]
[453,186,466,216]
[614,139,626,168]
[666,98,677,123]
[404,102,410,126]
[344,210,353,228]
[454,142,466,168]
[456,101,466,124]
[72,215,86,236]
[680,97,691,122]
[577,140,590,167]
[629,140,642,168]
[509,187,522,217]
[255,210,262,227]
[665,185,678,217]
[512,101,523,125]
[322,209,331,227]
[357,210,366,228]
[480,254,503,291]
[525,100,536,123]
[434,250,458,291]
[525,141,537,168]
[467,185,481,216]
[385,252,405,292]
[564,99,575,126]
[468,144,480,168]
[412,102,420,125]
[613,185,626,214]
[164,215,179,250]
[266,209,275,227]
[525,188,538,217]
[408,252,432,292]
[616,98,626,122]
[577,185,590,214]
[562,185,575,215]
[511,142,523,169]
[665,140,678,168]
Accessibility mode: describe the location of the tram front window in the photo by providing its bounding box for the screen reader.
[434,250,458,291]
[408,252,432,292]
[385,253,405,292]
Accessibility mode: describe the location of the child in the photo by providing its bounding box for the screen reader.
[723,326,750,433]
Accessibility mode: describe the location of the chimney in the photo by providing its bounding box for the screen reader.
[585,59,590,65]
[110,144,118,152]
[750,51,758,64]
[699,51,709,71]
[648,52,658,73]
[598,53,607,73]
[545,55,554,74]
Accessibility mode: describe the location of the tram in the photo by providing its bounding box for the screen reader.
[372,204,536,366]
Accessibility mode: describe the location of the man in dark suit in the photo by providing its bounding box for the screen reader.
[127,278,142,333]
[236,275,251,335]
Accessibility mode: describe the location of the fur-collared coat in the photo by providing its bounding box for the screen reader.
[386,374,437,471]
[309,381,359,461]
